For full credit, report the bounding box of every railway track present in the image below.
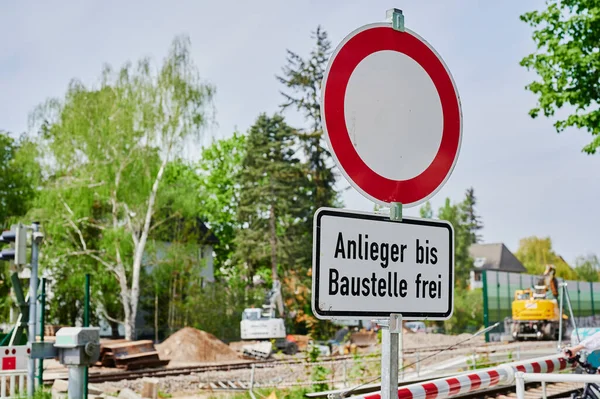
[42,340,556,385]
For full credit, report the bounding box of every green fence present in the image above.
[482,270,600,341]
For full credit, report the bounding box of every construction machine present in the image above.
[511,265,567,341]
[240,280,298,358]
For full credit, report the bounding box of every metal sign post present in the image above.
[379,313,401,399]
[313,7,461,397]
[28,222,43,398]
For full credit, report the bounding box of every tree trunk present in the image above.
[130,156,169,341]
[125,316,135,341]
[110,321,120,339]
[269,203,278,282]
[114,264,133,340]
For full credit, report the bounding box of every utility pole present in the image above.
[28,222,43,397]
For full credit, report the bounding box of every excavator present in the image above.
[511,264,567,341]
[240,280,298,358]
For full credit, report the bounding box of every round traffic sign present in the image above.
[321,23,462,207]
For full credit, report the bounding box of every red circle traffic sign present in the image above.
[321,23,462,207]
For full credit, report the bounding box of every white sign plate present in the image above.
[312,208,454,320]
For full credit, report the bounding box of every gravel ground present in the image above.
[92,359,380,395]
[87,339,556,397]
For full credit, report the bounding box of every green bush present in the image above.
[444,288,483,334]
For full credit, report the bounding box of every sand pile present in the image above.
[157,327,240,364]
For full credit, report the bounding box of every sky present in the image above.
[1,1,598,265]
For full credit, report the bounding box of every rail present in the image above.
[515,372,600,399]
[349,354,571,399]
[0,370,27,399]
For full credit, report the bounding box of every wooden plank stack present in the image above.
[98,340,170,370]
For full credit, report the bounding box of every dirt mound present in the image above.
[156,327,240,364]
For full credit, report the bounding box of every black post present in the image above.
[37,278,46,387]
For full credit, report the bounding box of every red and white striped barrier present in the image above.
[357,355,570,399]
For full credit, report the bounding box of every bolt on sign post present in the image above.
[312,8,462,399]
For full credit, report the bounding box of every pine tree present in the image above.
[438,198,471,289]
[277,26,338,214]
[235,113,310,287]
[461,187,483,244]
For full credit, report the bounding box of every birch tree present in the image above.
[30,35,214,339]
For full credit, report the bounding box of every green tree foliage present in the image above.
[437,198,470,288]
[137,160,220,339]
[277,26,339,212]
[515,236,576,279]
[520,1,600,154]
[444,289,483,334]
[29,35,214,339]
[436,188,483,290]
[461,187,483,244]
[0,132,39,228]
[423,189,485,333]
[235,113,310,286]
[573,254,600,282]
[185,279,264,343]
[196,133,246,275]
[419,201,433,219]
[0,132,40,321]
[276,26,342,338]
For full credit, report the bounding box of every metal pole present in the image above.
[37,278,46,388]
[558,283,565,350]
[577,281,581,319]
[506,273,511,325]
[399,318,404,381]
[542,381,547,399]
[67,366,85,399]
[83,274,90,399]
[590,282,595,316]
[248,364,257,399]
[515,372,525,399]
[564,287,581,343]
[482,270,489,342]
[496,272,500,340]
[381,314,400,399]
[416,352,420,378]
[28,222,40,398]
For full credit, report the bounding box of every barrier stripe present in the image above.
[488,370,501,386]
[467,374,481,391]
[446,378,461,396]
[422,382,438,399]
[545,359,554,373]
[357,354,573,399]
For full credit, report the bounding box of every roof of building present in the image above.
[469,243,527,273]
